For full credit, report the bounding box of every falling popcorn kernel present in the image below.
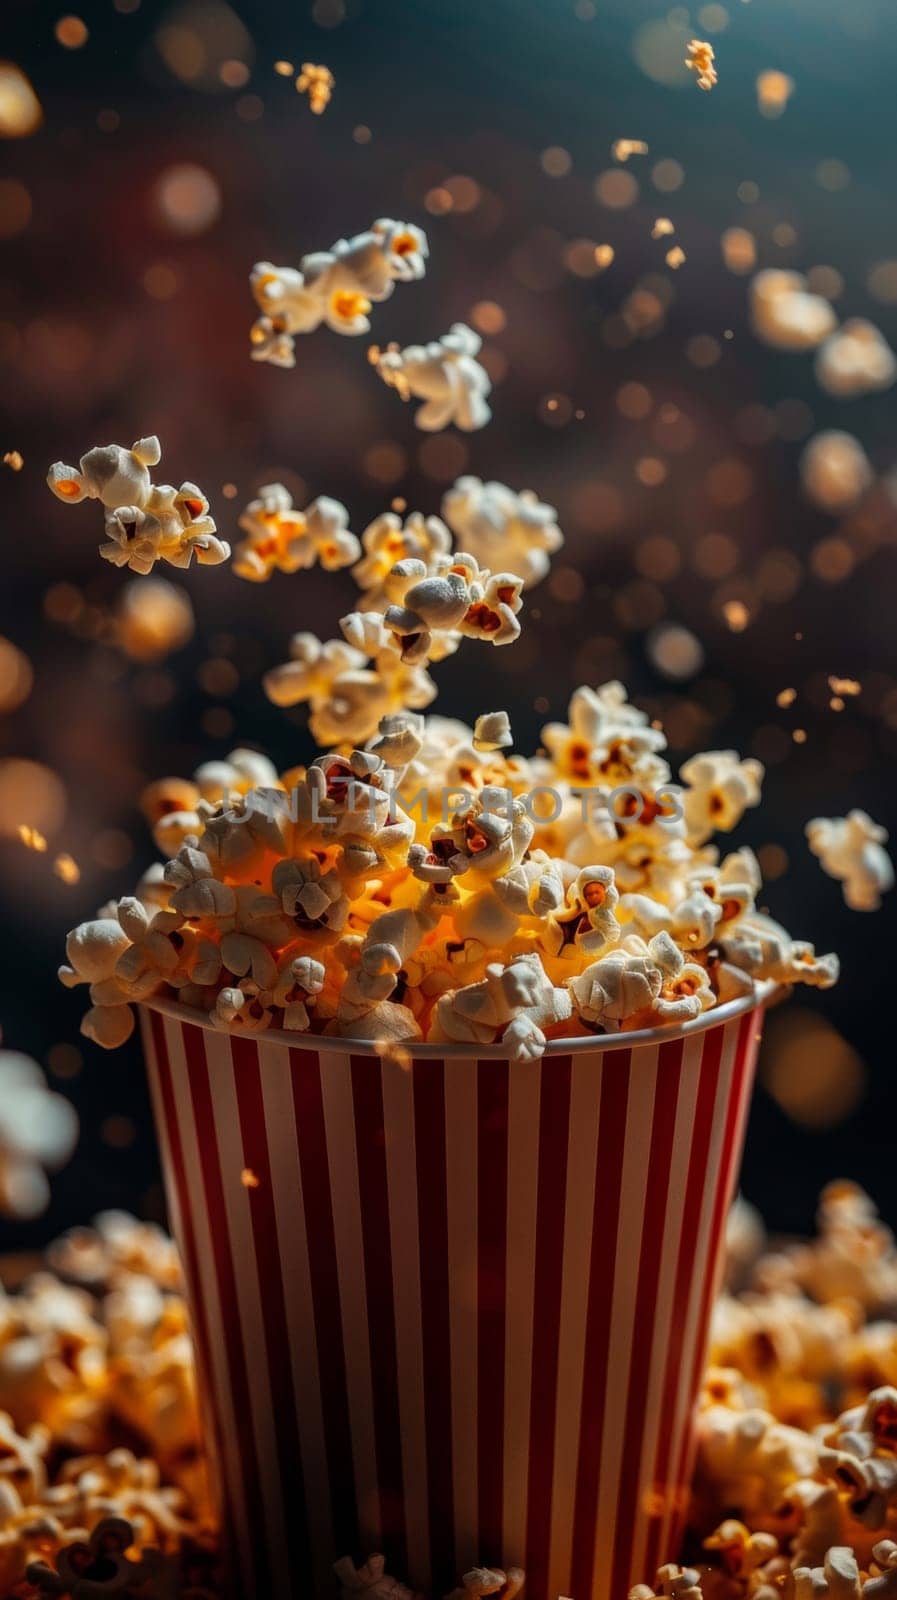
[756,69,795,118]
[666,245,686,269]
[18,824,48,852]
[722,599,750,632]
[828,675,861,697]
[3,450,23,471]
[594,243,615,270]
[240,1168,260,1188]
[652,217,675,238]
[54,854,81,886]
[612,138,649,162]
[686,38,718,91]
[0,63,43,139]
[296,61,334,114]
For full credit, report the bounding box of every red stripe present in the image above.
[569,1048,631,1599]
[351,1054,407,1575]
[412,1058,455,1592]
[477,1058,509,1565]
[525,1054,573,1595]
[671,1010,756,1504]
[181,1022,272,1592]
[609,1039,685,1598]
[148,1016,236,1556]
[641,1024,725,1582]
[231,1036,312,1585]
[290,1048,358,1555]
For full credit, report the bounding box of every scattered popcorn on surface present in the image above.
[815,320,897,398]
[249,216,428,365]
[806,812,894,912]
[800,431,873,515]
[750,270,838,352]
[46,437,231,576]
[0,1045,77,1218]
[371,323,492,432]
[296,61,334,114]
[686,40,718,91]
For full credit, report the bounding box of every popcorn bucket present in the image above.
[139,986,772,1600]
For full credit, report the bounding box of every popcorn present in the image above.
[249,217,429,363]
[0,1051,78,1219]
[441,476,564,589]
[47,438,230,575]
[800,432,873,515]
[815,321,897,398]
[806,813,894,912]
[296,60,334,114]
[234,483,360,581]
[473,711,512,753]
[352,510,453,602]
[680,751,764,847]
[686,39,718,90]
[750,271,837,352]
[431,952,572,1060]
[371,324,492,432]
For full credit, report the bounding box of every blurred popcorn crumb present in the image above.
[3,450,23,471]
[666,245,686,269]
[800,431,873,515]
[756,69,795,118]
[652,217,675,238]
[0,1045,77,1217]
[53,853,81,886]
[296,61,335,114]
[613,138,649,162]
[806,811,894,912]
[815,319,897,398]
[750,269,837,351]
[18,824,47,852]
[686,40,717,91]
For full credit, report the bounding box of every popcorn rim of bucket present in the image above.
[141,978,779,1058]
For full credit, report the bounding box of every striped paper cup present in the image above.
[140,984,772,1600]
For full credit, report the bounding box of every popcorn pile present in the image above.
[46,438,230,576]
[9,1186,897,1597]
[59,647,841,1053]
[249,216,428,368]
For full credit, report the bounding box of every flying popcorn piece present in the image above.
[652,218,675,239]
[756,69,795,118]
[371,323,492,432]
[234,482,360,581]
[686,39,717,91]
[473,711,512,752]
[806,812,894,911]
[613,138,649,162]
[3,450,23,470]
[46,437,230,576]
[750,270,837,352]
[666,246,686,269]
[249,217,429,364]
[296,60,334,114]
[815,319,897,398]
[441,476,564,589]
[0,62,43,138]
[0,1046,78,1218]
[800,431,873,515]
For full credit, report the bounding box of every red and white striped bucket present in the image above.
[140,987,771,1600]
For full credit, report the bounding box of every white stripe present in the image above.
[381,1055,430,1589]
[547,1048,604,1600]
[502,1053,541,1567]
[591,1043,659,1600]
[630,1030,705,1586]
[659,1013,742,1562]
[160,1018,253,1596]
[258,1040,334,1589]
[675,1015,759,1510]
[444,1053,479,1573]
[318,1049,381,1551]
[202,1029,291,1594]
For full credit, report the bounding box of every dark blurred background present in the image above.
[1,0,895,1253]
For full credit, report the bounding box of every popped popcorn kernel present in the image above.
[372,323,492,432]
[686,39,718,91]
[3,450,23,471]
[296,60,334,114]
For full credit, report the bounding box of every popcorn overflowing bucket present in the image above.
[140,985,772,1600]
